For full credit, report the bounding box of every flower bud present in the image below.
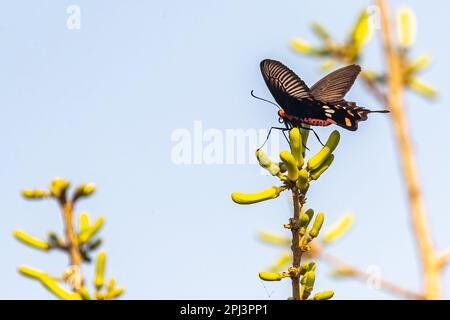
[307,131,340,171]
[231,186,284,205]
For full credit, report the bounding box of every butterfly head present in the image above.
[277,109,286,119]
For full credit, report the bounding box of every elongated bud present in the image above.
[256,149,280,176]
[107,278,116,293]
[50,177,70,199]
[21,189,49,200]
[105,288,125,300]
[323,214,354,243]
[307,131,340,171]
[231,186,284,205]
[311,22,331,41]
[408,77,437,98]
[300,271,316,300]
[309,212,324,238]
[309,154,334,180]
[18,266,81,300]
[290,38,316,54]
[299,213,310,229]
[271,254,292,272]
[14,230,50,250]
[73,183,96,201]
[289,128,304,168]
[79,211,90,232]
[300,262,316,275]
[296,169,309,192]
[95,251,106,289]
[312,290,334,300]
[78,216,105,245]
[258,231,290,246]
[408,54,431,74]
[258,272,285,281]
[350,10,372,58]
[397,7,416,48]
[79,286,92,300]
[280,151,299,181]
[305,209,314,224]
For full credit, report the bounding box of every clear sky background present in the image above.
[1,0,450,299]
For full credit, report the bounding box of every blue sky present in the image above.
[1,0,450,299]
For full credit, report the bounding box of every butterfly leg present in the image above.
[259,126,290,150]
[299,125,325,147]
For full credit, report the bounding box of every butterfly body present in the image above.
[260,59,389,131]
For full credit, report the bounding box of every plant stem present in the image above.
[62,201,83,267]
[290,189,304,300]
[377,0,441,299]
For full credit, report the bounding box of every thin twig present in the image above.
[61,200,83,268]
[360,73,388,105]
[315,245,424,300]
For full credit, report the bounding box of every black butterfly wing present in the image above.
[260,59,312,114]
[310,65,361,103]
[322,101,373,131]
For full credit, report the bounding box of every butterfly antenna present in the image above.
[251,90,281,110]
[370,109,390,113]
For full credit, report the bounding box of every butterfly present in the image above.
[259,59,389,132]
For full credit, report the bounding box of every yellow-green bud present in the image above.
[95,251,106,289]
[299,213,310,229]
[309,212,325,238]
[105,288,125,300]
[300,271,316,300]
[78,216,105,245]
[312,290,334,300]
[79,286,92,300]
[14,230,50,250]
[310,154,334,180]
[323,214,354,243]
[79,212,90,232]
[21,189,49,200]
[307,131,340,171]
[18,266,82,300]
[280,151,299,181]
[256,149,280,176]
[289,128,304,168]
[74,183,96,199]
[305,209,314,223]
[50,177,70,199]
[231,186,284,205]
[256,149,271,167]
[258,272,285,281]
[296,169,309,191]
[300,262,316,275]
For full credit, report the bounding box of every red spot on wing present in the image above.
[302,118,334,127]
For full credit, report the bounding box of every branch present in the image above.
[60,199,83,273]
[290,190,304,300]
[316,246,424,300]
[377,0,440,299]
